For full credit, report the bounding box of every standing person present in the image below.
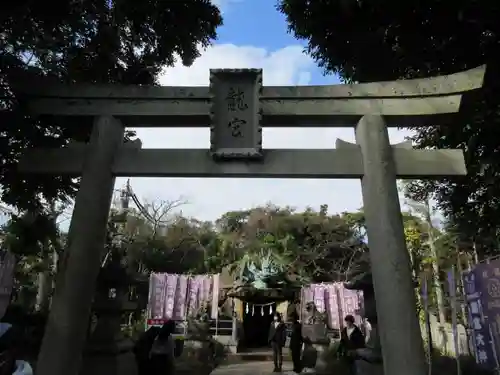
[0,323,32,375]
[339,315,365,375]
[149,320,176,375]
[268,312,287,372]
[289,312,303,373]
[363,318,372,345]
[133,325,160,375]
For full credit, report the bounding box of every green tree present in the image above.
[341,204,456,324]
[217,205,365,283]
[277,0,498,259]
[1,0,222,211]
[108,194,223,276]
[405,196,447,325]
[1,204,65,311]
[1,2,222,309]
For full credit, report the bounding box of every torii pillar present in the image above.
[354,115,427,375]
[35,116,125,375]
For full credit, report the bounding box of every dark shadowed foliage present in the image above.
[278,0,499,258]
[1,0,222,212]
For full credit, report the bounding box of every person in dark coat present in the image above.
[0,323,32,375]
[133,325,161,375]
[339,315,365,375]
[149,321,176,375]
[268,312,287,372]
[289,312,303,373]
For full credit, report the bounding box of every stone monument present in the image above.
[301,302,330,373]
[12,65,486,375]
[80,249,147,375]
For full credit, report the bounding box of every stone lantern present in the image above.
[80,248,147,375]
[344,253,383,375]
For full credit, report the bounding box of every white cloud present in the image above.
[210,0,242,12]
[159,44,312,87]
[121,43,413,222]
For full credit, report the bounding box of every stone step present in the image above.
[225,351,292,364]
[210,361,294,375]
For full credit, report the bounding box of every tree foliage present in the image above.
[216,204,366,283]
[1,197,462,326]
[278,0,500,258]
[1,0,222,211]
[1,204,65,309]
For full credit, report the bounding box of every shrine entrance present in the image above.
[228,281,295,350]
[243,301,277,348]
[13,65,486,375]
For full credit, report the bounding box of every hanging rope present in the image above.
[244,301,276,316]
[249,301,275,308]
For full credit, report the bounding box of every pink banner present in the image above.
[173,275,189,320]
[148,273,166,319]
[148,273,219,321]
[188,275,205,316]
[301,282,363,329]
[324,284,341,329]
[187,276,201,317]
[313,284,326,313]
[164,274,177,319]
[211,274,220,319]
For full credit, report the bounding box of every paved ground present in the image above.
[210,361,295,375]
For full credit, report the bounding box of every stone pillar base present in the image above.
[80,350,137,375]
[176,339,219,375]
[227,340,238,354]
[355,360,384,375]
[312,341,331,374]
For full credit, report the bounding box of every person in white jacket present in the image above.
[0,323,32,375]
[363,318,372,345]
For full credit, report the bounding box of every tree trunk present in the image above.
[408,248,422,307]
[472,241,479,264]
[422,202,447,325]
[456,251,468,325]
[35,268,51,313]
[421,201,447,355]
[36,247,57,313]
[427,230,448,355]
[429,239,446,324]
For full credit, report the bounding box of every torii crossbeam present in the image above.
[12,66,486,375]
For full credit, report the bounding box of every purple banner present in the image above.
[147,273,219,321]
[173,275,189,319]
[463,268,497,370]
[301,283,363,329]
[324,284,340,329]
[148,273,167,319]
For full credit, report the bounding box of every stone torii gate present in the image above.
[14,66,485,375]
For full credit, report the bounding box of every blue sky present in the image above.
[57,0,412,228]
[215,0,340,85]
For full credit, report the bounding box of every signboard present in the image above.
[302,323,328,341]
[209,69,262,159]
[463,268,497,370]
